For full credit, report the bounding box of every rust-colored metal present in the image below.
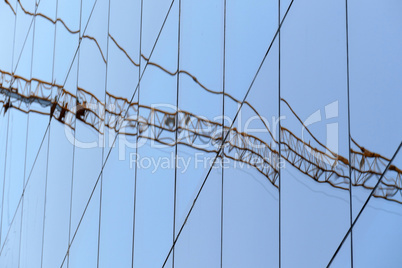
[1,69,401,204]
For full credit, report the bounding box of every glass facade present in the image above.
[0,0,401,267]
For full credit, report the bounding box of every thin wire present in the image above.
[12,0,41,78]
[96,0,112,266]
[278,0,282,267]
[161,1,295,266]
[19,0,35,264]
[67,0,84,267]
[220,0,227,267]
[131,0,143,266]
[172,0,181,267]
[40,117,51,268]
[327,141,402,267]
[1,0,18,246]
[17,117,26,265]
[10,0,19,73]
[32,0,48,267]
[344,0,353,267]
[0,112,10,248]
[66,110,77,267]
[51,0,60,86]
[40,1,59,266]
[30,1,48,267]
[25,0,38,189]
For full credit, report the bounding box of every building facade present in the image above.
[0,0,401,267]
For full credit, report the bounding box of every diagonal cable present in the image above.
[326,141,402,267]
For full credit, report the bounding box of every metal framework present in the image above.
[1,68,401,203]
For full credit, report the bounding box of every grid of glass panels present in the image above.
[0,0,401,267]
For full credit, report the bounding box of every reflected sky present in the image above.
[0,0,401,267]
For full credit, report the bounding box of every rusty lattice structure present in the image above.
[1,69,401,204]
